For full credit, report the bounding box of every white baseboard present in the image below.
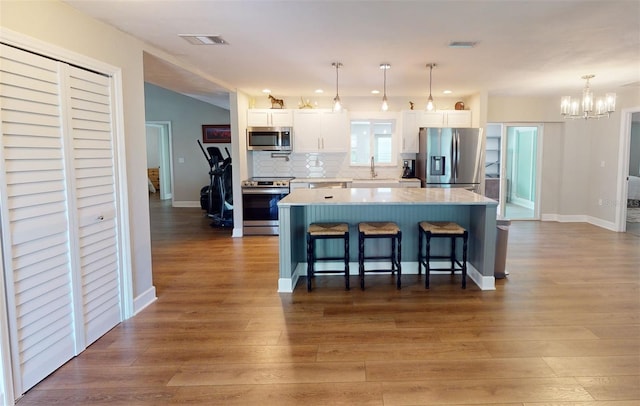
[133,286,157,315]
[587,216,617,231]
[277,261,496,292]
[541,213,617,232]
[172,201,201,208]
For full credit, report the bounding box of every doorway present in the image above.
[619,111,640,236]
[501,125,542,220]
[145,122,173,201]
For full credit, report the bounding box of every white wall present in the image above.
[1,0,155,307]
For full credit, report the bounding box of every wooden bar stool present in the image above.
[306,222,350,291]
[418,221,468,289]
[358,222,402,290]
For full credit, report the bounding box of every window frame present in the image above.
[349,112,399,167]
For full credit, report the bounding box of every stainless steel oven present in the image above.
[241,177,293,235]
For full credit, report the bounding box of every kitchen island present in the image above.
[277,188,498,292]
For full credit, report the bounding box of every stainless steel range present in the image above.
[241,177,294,235]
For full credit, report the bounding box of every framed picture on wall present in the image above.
[202,124,231,143]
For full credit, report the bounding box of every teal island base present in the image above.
[277,188,498,292]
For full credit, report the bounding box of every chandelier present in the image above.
[560,75,616,119]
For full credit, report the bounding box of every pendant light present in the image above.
[380,63,390,111]
[332,62,343,112]
[426,63,436,111]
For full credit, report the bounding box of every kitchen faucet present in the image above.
[370,156,377,178]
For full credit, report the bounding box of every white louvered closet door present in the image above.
[0,44,121,395]
[66,66,121,346]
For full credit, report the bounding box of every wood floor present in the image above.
[17,196,640,405]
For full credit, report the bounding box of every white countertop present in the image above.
[290,178,353,183]
[290,177,420,183]
[279,187,498,206]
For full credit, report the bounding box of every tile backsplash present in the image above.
[251,151,406,179]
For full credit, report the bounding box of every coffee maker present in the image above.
[401,159,416,178]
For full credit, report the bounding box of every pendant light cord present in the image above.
[383,67,387,97]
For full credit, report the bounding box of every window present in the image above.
[350,119,396,165]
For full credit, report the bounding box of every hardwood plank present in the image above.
[437,326,599,341]
[166,362,366,386]
[482,339,640,358]
[543,356,640,377]
[575,376,640,401]
[317,342,492,362]
[33,366,178,390]
[277,329,440,345]
[132,344,319,366]
[169,383,384,406]
[382,377,594,405]
[17,387,178,406]
[366,358,557,381]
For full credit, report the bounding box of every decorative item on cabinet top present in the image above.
[268,94,284,109]
[298,98,315,109]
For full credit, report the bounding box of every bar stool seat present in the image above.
[418,221,468,289]
[358,222,402,290]
[306,222,350,291]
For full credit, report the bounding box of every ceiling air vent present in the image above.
[179,35,229,45]
[448,41,477,48]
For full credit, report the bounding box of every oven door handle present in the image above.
[241,188,290,194]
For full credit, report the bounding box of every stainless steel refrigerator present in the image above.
[416,127,484,191]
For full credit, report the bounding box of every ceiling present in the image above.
[63,1,639,110]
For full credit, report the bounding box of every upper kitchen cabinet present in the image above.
[293,109,348,153]
[420,110,472,128]
[247,109,293,127]
[401,110,420,153]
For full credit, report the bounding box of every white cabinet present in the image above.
[400,179,421,188]
[401,110,473,153]
[420,111,446,127]
[445,110,472,127]
[401,110,420,153]
[289,181,309,190]
[247,109,293,127]
[293,109,348,153]
[419,110,472,128]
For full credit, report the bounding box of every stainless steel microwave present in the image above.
[246,127,293,151]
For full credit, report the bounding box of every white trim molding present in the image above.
[134,287,158,315]
[278,261,496,293]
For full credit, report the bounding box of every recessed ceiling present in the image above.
[63,0,640,109]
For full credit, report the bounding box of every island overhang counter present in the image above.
[277,187,499,292]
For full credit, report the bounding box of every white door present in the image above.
[501,125,542,220]
[66,65,122,346]
[146,122,173,201]
[0,44,122,395]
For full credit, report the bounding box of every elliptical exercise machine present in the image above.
[198,140,233,227]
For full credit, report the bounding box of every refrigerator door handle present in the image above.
[450,134,455,180]
[456,131,461,180]
[453,131,459,182]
